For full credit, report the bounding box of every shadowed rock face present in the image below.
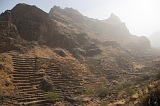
[11,3,53,41]
[9,4,80,51]
[0,10,29,53]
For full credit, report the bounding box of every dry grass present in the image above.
[0,53,15,96]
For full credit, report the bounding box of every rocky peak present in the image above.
[10,3,53,41]
[11,3,49,23]
[105,13,121,24]
[49,6,61,13]
[49,6,81,15]
[49,6,84,24]
[63,7,82,15]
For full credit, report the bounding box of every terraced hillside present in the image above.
[1,54,95,106]
[11,56,47,106]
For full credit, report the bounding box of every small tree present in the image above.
[44,92,61,103]
[156,69,160,79]
[116,81,132,91]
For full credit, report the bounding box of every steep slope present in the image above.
[10,3,80,52]
[49,6,150,52]
[0,10,29,53]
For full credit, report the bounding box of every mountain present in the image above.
[49,6,151,52]
[0,3,159,106]
[149,31,160,49]
[0,4,151,54]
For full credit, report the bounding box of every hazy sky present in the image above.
[0,0,160,36]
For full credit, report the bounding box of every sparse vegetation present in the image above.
[74,88,84,94]
[156,69,160,79]
[85,88,94,95]
[138,84,160,106]
[100,101,109,106]
[44,92,61,103]
[134,75,150,84]
[76,98,83,105]
[116,81,132,91]
[96,87,109,99]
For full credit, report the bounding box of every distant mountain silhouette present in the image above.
[149,31,160,49]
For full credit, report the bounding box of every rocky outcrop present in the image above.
[40,76,54,92]
[86,48,102,57]
[0,10,28,53]
[49,6,84,24]
[102,41,120,48]
[104,13,121,24]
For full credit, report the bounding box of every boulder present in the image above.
[40,76,53,92]
[0,64,3,70]
[102,41,120,48]
[86,48,102,56]
[54,48,68,57]
[71,48,86,59]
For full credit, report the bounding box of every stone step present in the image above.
[18,100,46,106]
[22,93,44,97]
[13,62,36,64]
[13,77,30,81]
[14,66,36,69]
[12,61,36,64]
[31,81,41,85]
[19,91,44,96]
[12,56,36,59]
[15,83,31,86]
[13,71,36,74]
[13,62,36,65]
[12,58,36,61]
[12,74,30,78]
[19,89,44,94]
[13,74,42,79]
[30,78,43,82]
[14,69,36,72]
[20,94,44,98]
[17,97,45,103]
[17,85,33,89]
[14,67,36,70]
